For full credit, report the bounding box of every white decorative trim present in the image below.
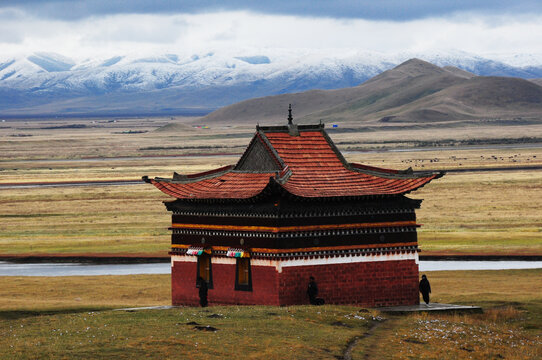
[171,255,196,266]
[283,251,417,266]
[171,252,418,273]
[171,255,236,266]
[212,257,237,265]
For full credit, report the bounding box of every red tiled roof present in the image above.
[263,131,439,197]
[150,171,274,199]
[147,125,443,200]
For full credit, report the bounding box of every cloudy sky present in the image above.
[2,0,542,61]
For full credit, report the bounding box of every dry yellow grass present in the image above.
[0,185,171,254]
[0,117,250,160]
[375,310,542,360]
[1,269,539,312]
[345,146,542,171]
[0,270,540,359]
[352,269,542,359]
[334,122,542,150]
[0,157,235,184]
[1,117,541,255]
[3,169,540,255]
[0,275,171,311]
[3,116,542,163]
[416,171,542,254]
[426,269,542,306]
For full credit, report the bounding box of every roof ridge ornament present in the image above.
[287,104,293,125]
[287,104,299,136]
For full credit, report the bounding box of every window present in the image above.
[235,258,252,291]
[197,253,213,288]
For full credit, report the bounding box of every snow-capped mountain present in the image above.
[1,50,542,116]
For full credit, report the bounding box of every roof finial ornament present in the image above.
[287,104,293,125]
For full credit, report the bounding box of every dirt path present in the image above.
[341,317,400,360]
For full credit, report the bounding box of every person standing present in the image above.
[419,274,431,305]
[197,276,208,307]
[307,276,325,305]
[307,276,318,305]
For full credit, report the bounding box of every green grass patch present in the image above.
[0,306,371,359]
[0,270,541,359]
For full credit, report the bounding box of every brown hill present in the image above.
[368,76,542,123]
[442,66,476,79]
[199,59,542,125]
[302,59,468,123]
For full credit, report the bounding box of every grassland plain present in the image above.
[1,117,542,255]
[0,270,540,359]
[1,161,541,256]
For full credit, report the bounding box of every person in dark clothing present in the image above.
[307,276,324,305]
[197,276,208,307]
[307,276,318,304]
[419,274,431,305]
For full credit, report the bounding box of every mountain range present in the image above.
[202,59,542,125]
[1,50,542,117]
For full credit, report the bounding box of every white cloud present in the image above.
[1,10,542,61]
[81,15,186,44]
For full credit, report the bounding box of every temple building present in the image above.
[143,107,444,307]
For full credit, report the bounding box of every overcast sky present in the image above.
[2,0,542,61]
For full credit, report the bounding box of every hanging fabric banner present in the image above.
[226,248,250,258]
[186,247,211,256]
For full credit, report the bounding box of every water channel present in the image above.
[0,261,541,277]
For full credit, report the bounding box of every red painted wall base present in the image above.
[172,258,419,307]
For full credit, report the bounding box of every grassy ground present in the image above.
[416,171,542,255]
[0,275,170,311]
[0,269,540,359]
[1,305,372,359]
[1,117,541,256]
[1,170,540,256]
[352,269,542,359]
[353,308,541,359]
[0,185,171,254]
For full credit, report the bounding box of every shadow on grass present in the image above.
[0,307,114,320]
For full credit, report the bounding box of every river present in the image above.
[0,260,541,277]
